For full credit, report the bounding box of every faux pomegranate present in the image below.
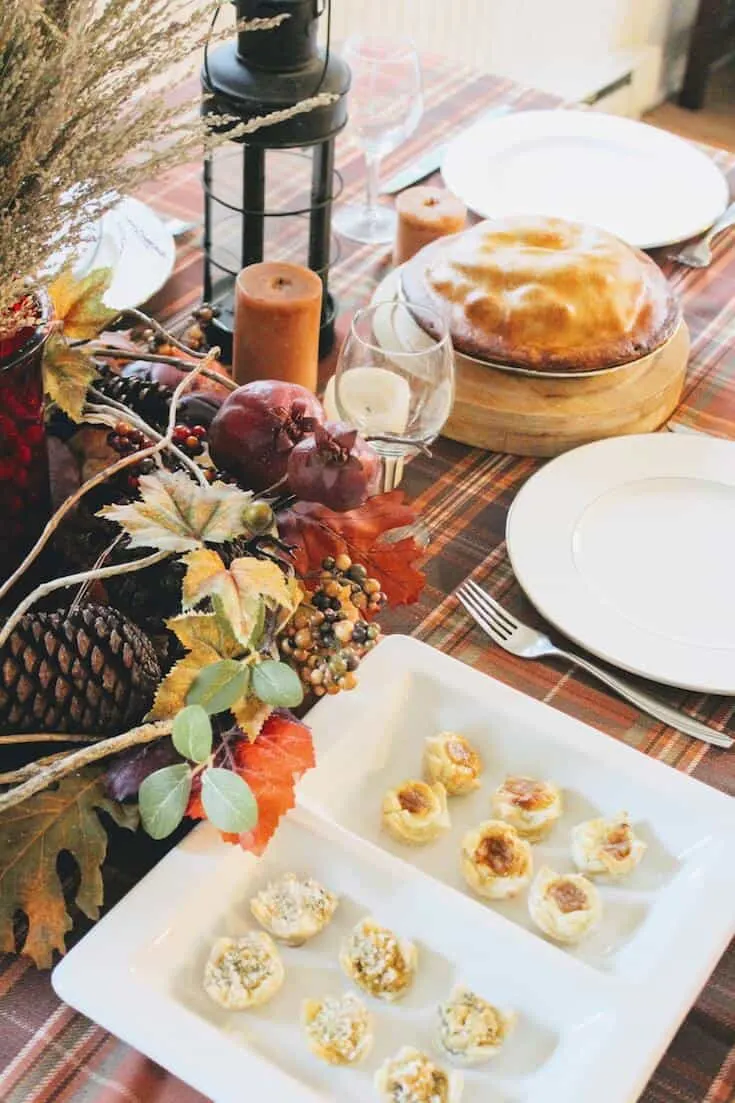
[287,421,379,512]
[208,380,325,492]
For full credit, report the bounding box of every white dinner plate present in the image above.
[441,110,729,249]
[506,433,735,694]
[53,637,735,1103]
[88,197,176,311]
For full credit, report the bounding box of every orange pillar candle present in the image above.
[233,262,323,391]
[394,185,467,266]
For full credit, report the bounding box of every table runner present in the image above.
[1,53,733,1103]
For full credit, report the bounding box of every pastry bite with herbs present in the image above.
[438,985,516,1064]
[571,812,647,878]
[250,873,338,946]
[203,932,284,1010]
[339,916,417,1001]
[301,993,373,1065]
[491,776,562,841]
[375,1046,463,1103]
[382,778,450,844]
[423,732,483,795]
[528,867,602,944]
[460,820,533,900]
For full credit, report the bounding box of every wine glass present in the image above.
[334,36,423,245]
[333,301,455,492]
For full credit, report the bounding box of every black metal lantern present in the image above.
[201,0,350,360]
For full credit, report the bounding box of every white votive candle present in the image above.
[323,367,411,434]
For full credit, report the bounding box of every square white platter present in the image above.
[53,636,735,1103]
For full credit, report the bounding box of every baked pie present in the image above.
[491,776,562,841]
[571,813,647,879]
[528,867,602,944]
[438,985,516,1063]
[401,214,681,373]
[382,779,450,844]
[339,916,417,1001]
[423,732,483,795]
[375,1046,463,1103]
[250,873,338,945]
[301,993,373,1065]
[460,820,533,900]
[203,932,284,1009]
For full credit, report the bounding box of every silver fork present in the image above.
[456,579,733,749]
[670,201,735,268]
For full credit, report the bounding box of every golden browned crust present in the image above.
[400,215,681,374]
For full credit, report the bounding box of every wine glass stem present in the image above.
[365,153,382,216]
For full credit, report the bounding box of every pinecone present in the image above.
[0,604,161,735]
[94,364,173,432]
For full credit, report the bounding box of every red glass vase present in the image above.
[0,296,51,584]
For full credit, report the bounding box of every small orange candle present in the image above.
[233,262,323,391]
[394,186,467,266]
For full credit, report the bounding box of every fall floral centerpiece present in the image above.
[0,269,427,968]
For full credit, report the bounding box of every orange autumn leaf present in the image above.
[186,711,315,854]
[277,490,426,610]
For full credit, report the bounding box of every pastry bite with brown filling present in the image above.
[382,778,450,844]
[528,866,602,943]
[460,820,533,899]
[375,1046,463,1103]
[491,775,562,841]
[571,812,646,878]
[339,916,417,1001]
[423,732,483,795]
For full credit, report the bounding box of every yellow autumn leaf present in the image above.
[100,470,254,553]
[232,695,273,741]
[148,653,208,720]
[48,267,118,339]
[182,551,300,647]
[168,607,244,660]
[43,333,99,421]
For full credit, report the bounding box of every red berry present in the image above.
[191,424,208,440]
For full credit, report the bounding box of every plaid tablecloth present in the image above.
[2,54,734,1103]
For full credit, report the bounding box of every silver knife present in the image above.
[380,103,513,195]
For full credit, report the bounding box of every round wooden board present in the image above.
[371,270,690,458]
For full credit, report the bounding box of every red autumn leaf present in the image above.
[277,490,426,609]
[186,711,315,854]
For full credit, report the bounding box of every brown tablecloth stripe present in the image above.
[1,53,733,1103]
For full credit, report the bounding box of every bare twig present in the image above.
[0,751,72,785]
[0,354,211,602]
[0,733,101,746]
[0,719,173,813]
[87,345,237,391]
[0,549,170,650]
[69,532,123,614]
[124,307,210,360]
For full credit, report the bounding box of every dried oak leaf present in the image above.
[100,470,253,553]
[186,711,315,855]
[0,768,138,968]
[43,334,99,421]
[277,490,426,608]
[48,267,118,340]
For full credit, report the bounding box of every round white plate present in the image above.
[506,433,735,694]
[441,110,729,249]
[75,197,176,311]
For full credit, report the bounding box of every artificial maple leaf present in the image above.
[0,768,137,968]
[43,333,99,421]
[278,490,426,609]
[147,608,245,719]
[100,470,253,552]
[48,267,118,340]
[182,549,302,645]
[232,694,272,741]
[186,711,315,854]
